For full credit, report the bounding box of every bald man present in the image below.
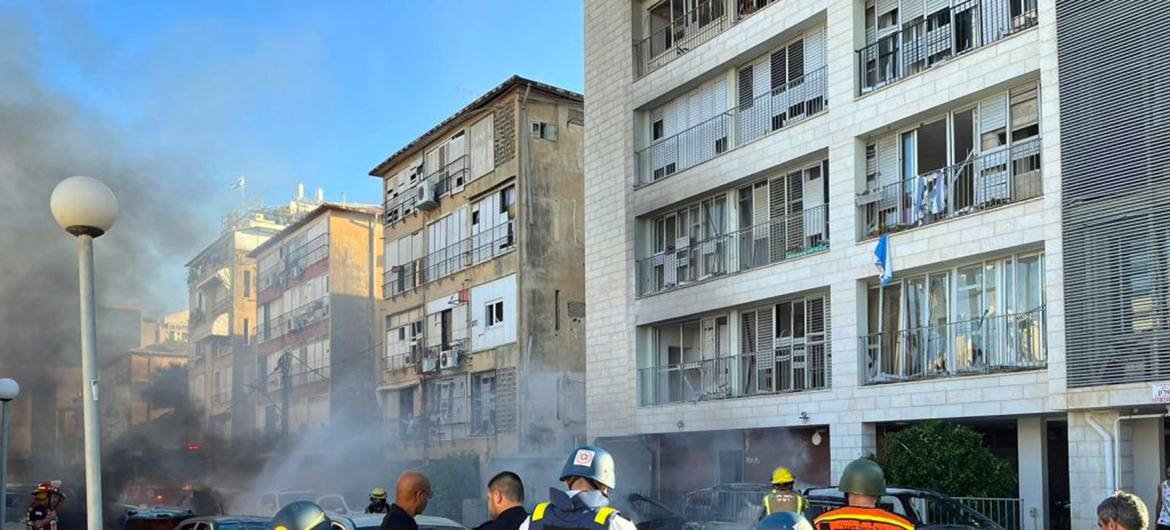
[379,471,433,530]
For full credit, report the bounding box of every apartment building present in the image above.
[187,192,320,445]
[249,204,382,438]
[585,0,1169,528]
[100,343,188,442]
[371,76,586,487]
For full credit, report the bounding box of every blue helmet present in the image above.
[559,445,616,489]
[757,512,814,530]
[270,501,331,530]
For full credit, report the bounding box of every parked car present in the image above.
[327,512,466,530]
[608,490,688,530]
[682,483,772,528]
[123,506,197,530]
[175,516,270,530]
[804,487,1006,530]
[239,490,318,517]
[316,492,371,516]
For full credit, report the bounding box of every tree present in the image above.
[874,421,1016,497]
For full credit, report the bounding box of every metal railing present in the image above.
[383,221,515,298]
[211,295,231,315]
[257,298,330,344]
[638,346,829,406]
[737,67,828,145]
[858,0,1039,94]
[635,0,730,78]
[635,68,828,187]
[955,497,1022,530]
[861,305,1046,384]
[859,137,1041,238]
[258,233,330,292]
[212,390,232,404]
[384,348,419,372]
[384,156,470,225]
[637,205,828,296]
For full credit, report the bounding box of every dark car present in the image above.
[176,515,271,530]
[682,483,772,527]
[608,491,688,530]
[804,487,1006,530]
[123,506,197,530]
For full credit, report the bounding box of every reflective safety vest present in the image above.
[764,490,807,514]
[528,489,623,530]
[813,506,915,530]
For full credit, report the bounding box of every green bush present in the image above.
[874,421,1016,497]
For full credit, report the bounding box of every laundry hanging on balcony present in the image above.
[911,170,949,224]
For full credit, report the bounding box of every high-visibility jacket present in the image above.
[763,489,808,514]
[812,506,915,530]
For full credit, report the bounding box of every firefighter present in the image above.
[812,459,914,530]
[271,501,333,530]
[758,512,815,530]
[367,487,390,514]
[518,445,637,530]
[763,467,808,515]
[27,482,64,530]
[190,483,225,516]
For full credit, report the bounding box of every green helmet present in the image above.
[838,459,886,496]
[270,501,331,530]
[559,445,616,489]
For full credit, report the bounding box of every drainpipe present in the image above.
[1086,413,1114,493]
[1112,412,1167,492]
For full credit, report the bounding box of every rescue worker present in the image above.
[270,501,333,530]
[812,459,914,530]
[190,483,225,516]
[27,482,64,530]
[518,445,637,530]
[758,512,815,530]
[367,487,390,514]
[762,467,808,515]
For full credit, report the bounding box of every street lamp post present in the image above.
[50,176,118,530]
[0,378,20,526]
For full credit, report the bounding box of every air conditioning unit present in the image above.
[415,185,438,211]
[439,349,461,370]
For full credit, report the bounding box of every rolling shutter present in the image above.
[469,114,495,181]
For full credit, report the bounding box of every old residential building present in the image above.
[249,204,382,438]
[186,192,320,444]
[587,0,1169,528]
[371,76,586,487]
[100,342,188,443]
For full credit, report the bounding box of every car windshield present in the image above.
[220,523,269,530]
[905,492,1002,529]
[280,492,316,504]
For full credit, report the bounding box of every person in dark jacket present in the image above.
[380,471,432,530]
[474,472,529,530]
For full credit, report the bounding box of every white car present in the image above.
[328,512,467,530]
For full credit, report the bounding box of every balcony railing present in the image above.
[383,221,515,298]
[861,305,1046,384]
[257,298,330,344]
[859,137,1041,238]
[858,0,1039,94]
[635,68,827,187]
[635,0,730,79]
[385,347,420,372]
[637,205,828,296]
[384,156,470,226]
[638,343,829,406]
[211,296,231,316]
[258,233,330,292]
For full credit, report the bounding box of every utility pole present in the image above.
[279,352,291,440]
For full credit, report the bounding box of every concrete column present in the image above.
[1069,410,1121,530]
[830,421,875,483]
[1017,417,1047,530]
[1129,417,1164,515]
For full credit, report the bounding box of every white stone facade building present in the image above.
[584,0,1170,529]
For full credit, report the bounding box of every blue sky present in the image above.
[7,0,584,208]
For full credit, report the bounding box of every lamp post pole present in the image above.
[0,378,21,526]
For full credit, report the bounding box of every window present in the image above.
[652,119,664,140]
[531,121,558,141]
[471,371,497,436]
[486,300,505,327]
[243,270,252,298]
[243,318,250,345]
[440,309,453,348]
[1010,85,1039,141]
[555,290,561,331]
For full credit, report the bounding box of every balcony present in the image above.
[419,338,470,374]
[635,68,827,187]
[638,342,829,405]
[634,0,784,79]
[860,305,1046,384]
[637,205,828,296]
[384,155,469,226]
[857,0,1039,95]
[858,137,1041,238]
[383,221,515,298]
[257,298,330,344]
[258,233,330,292]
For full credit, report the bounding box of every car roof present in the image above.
[415,515,466,528]
[332,512,465,529]
[183,516,270,522]
[806,486,921,496]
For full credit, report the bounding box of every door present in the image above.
[952,108,976,210]
[785,171,804,254]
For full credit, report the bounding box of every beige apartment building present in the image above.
[100,343,188,443]
[371,76,587,487]
[249,203,382,438]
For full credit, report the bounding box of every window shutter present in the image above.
[546,123,558,141]
[738,65,755,107]
[469,114,494,180]
[877,0,898,17]
[877,133,899,186]
[903,0,925,21]
[753,56,770,99]
[924,0,948,16]
[787,39,805,81]
[770,50,787,91]
[804,29,825,74]
[980,94,1008,137]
